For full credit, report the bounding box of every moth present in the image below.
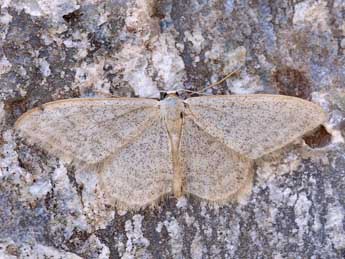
[15,93,326,209]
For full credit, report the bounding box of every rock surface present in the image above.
[1,0,345,258]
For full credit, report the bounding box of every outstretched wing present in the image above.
[15,98,159,165]
[97,116,173,209]
[180,117,253,202]
[185,94,326,159]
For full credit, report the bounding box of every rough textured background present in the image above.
[1,0,345,258]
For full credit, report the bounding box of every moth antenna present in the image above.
[170,68,241,96]
[176,89,205,95]
[198,68,240,94]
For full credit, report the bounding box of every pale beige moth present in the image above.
[15,94,326,209]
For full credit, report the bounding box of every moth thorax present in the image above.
[160,96,184,143]
[160,96,184,122]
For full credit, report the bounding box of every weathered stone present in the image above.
[1,0,345,258]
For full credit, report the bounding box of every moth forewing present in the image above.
[185,94,327,160]
[14,98,160,165]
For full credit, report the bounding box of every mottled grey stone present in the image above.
[1,0,345,258]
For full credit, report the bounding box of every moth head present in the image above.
[160,91,180,100]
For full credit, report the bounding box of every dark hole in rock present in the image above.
[273,67,311,99]
[303,125,332,148]
[4,96,29,124]
[151,0,167,19]
[63,10,83,25]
